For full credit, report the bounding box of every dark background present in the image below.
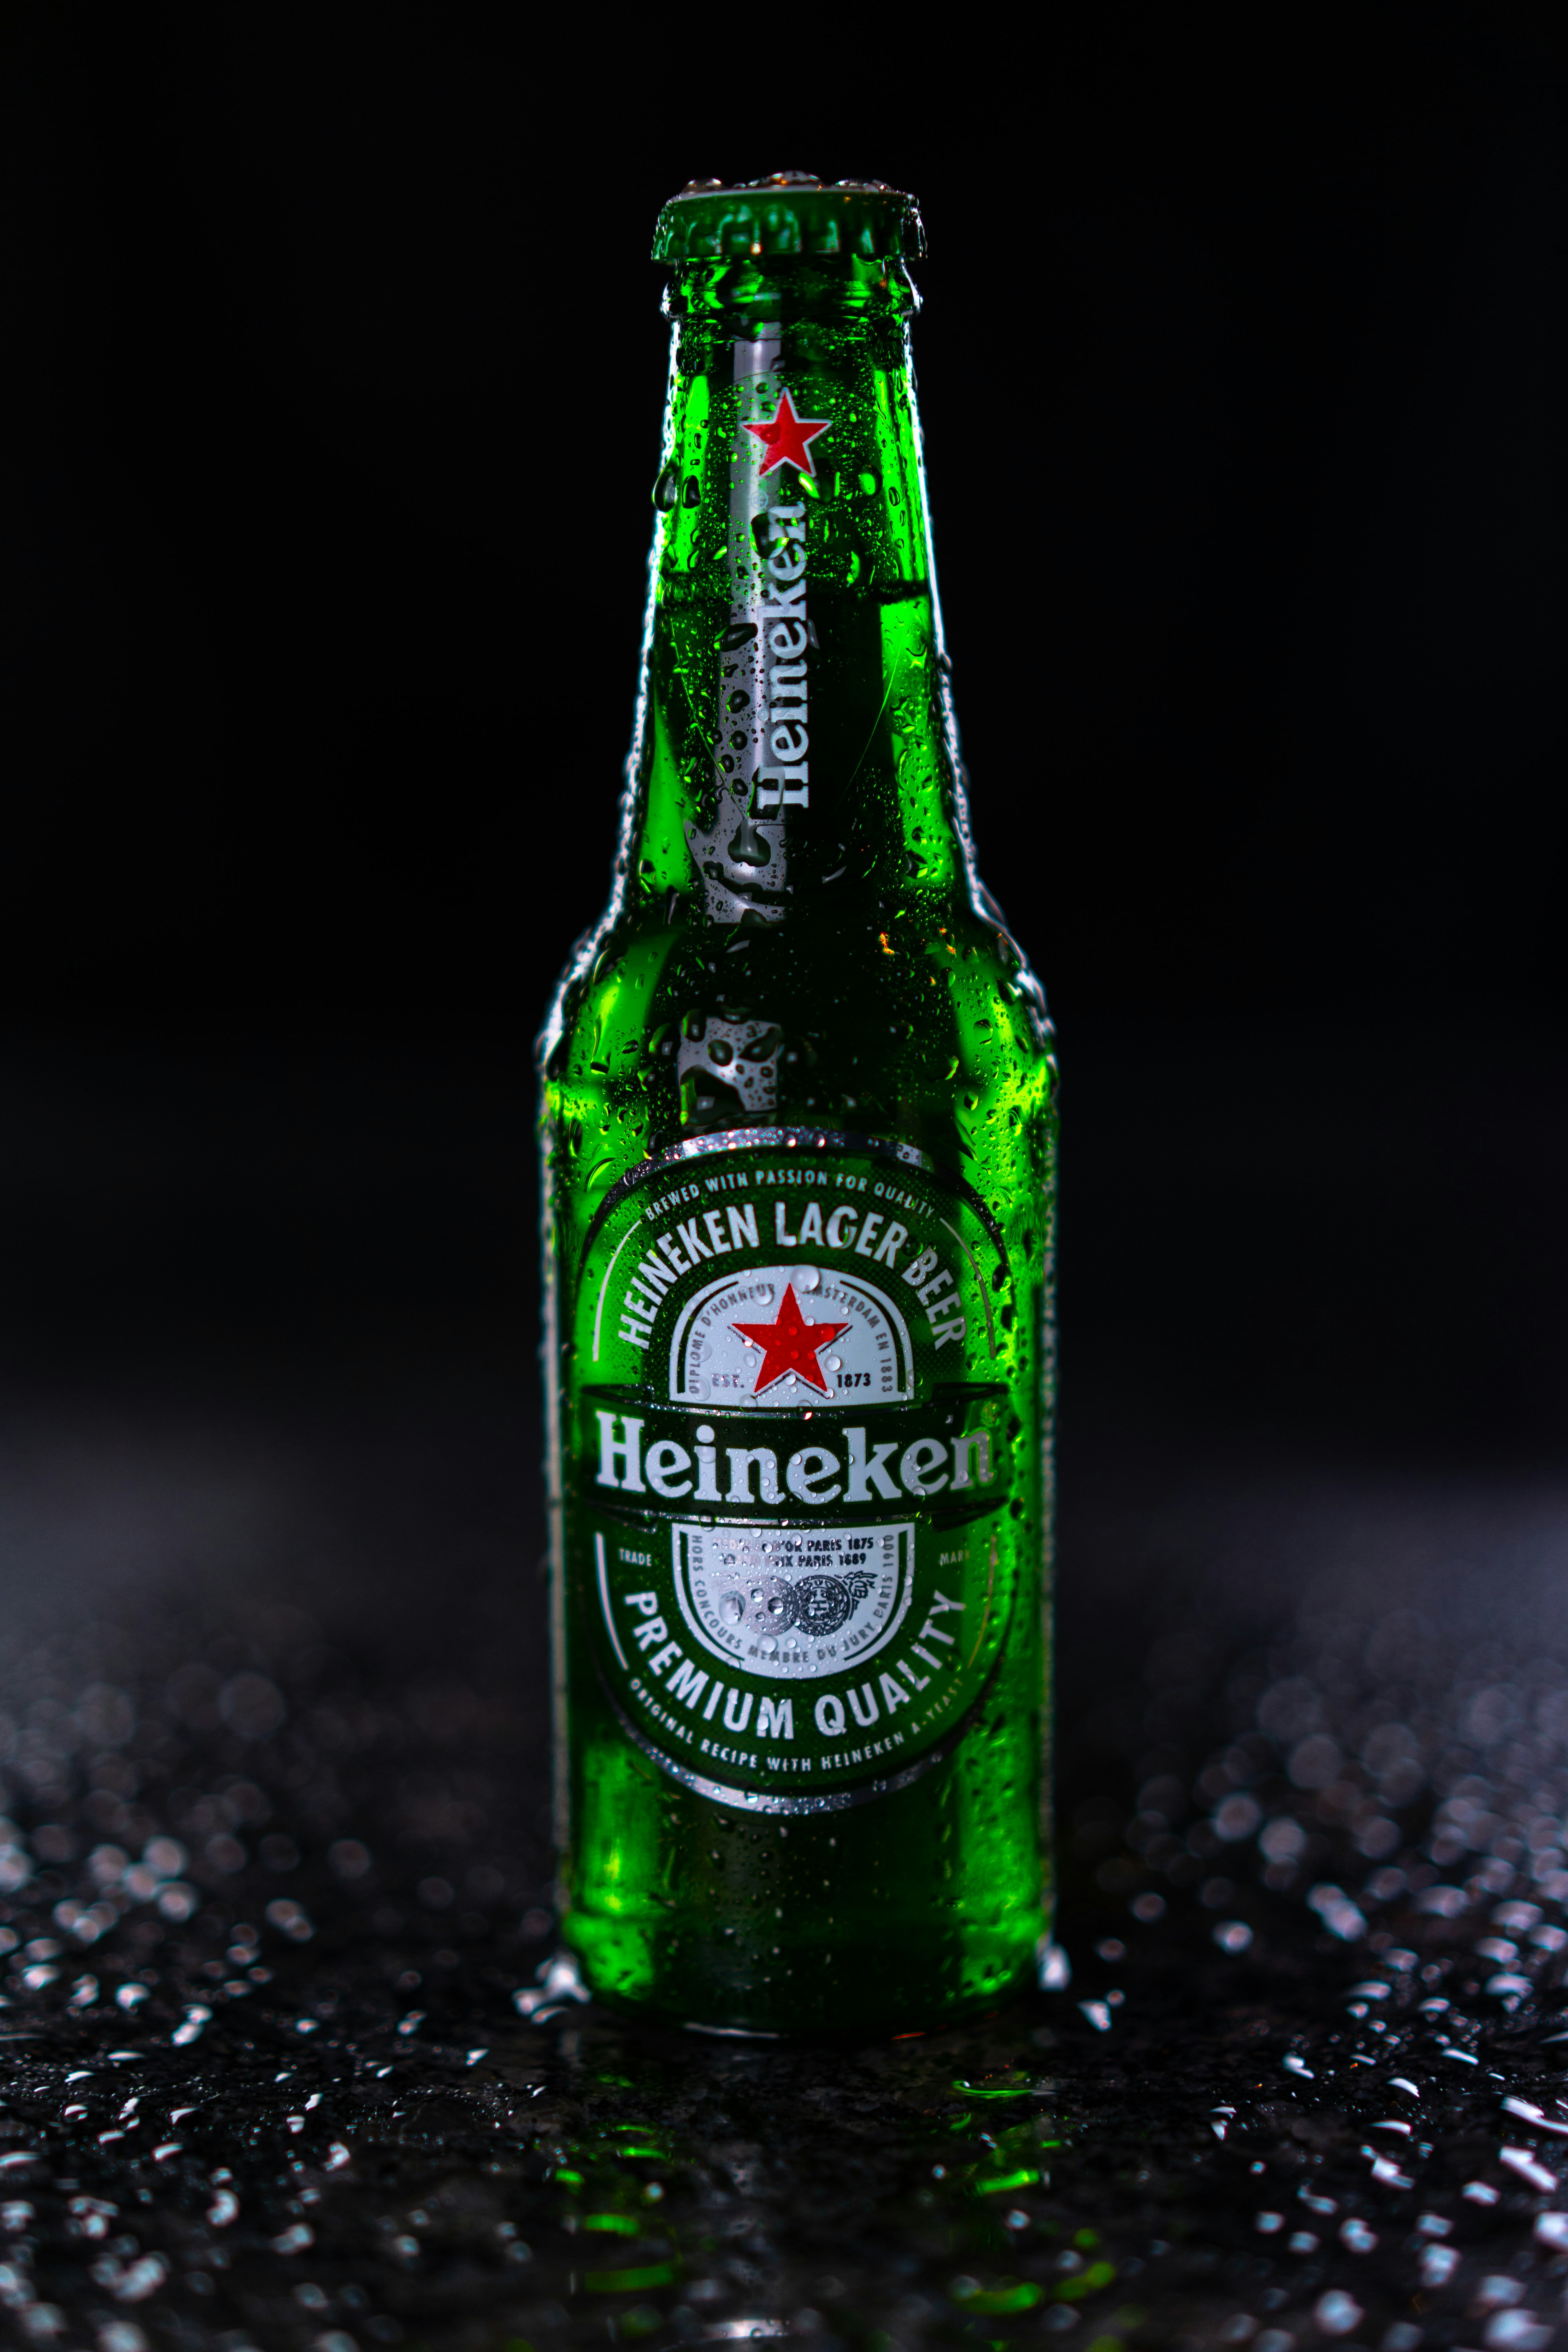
[2,33,1567,2337]
[3,8,1566,1706]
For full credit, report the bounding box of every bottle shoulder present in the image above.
[544,885,1051,1055]
[540,886,1056,1215]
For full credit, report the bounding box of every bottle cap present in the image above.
[653,172,926,264]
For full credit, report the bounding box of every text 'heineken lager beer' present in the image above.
[539,173,1057,2034]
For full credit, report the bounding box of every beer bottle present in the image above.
[539,172,1057,2034]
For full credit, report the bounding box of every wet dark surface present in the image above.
[0,1031,1565,2351]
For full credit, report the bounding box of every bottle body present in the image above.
[541,194,1056,2033]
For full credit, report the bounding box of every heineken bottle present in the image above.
[539,172,1057,2034]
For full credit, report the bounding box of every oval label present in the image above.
[563,1129,1024,1812]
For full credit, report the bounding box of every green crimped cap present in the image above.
[653,171,926,264]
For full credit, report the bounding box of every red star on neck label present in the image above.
[730,1283,851,1397]
[744,389,832,480]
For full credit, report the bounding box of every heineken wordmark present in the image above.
[540,173,1058,2033]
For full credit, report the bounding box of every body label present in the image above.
[566,1129,1018,1813]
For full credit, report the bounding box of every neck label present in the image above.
[754,503,811,813]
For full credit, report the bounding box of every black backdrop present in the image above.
[5,47,1568,2315]
[5,9,1567,1473]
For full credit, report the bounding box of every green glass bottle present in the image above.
[539,172,1057,2034]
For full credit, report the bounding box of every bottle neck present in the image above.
[625,257,972,927]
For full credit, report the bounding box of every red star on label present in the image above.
[744,389,832,479]
[730,1283,851,1397]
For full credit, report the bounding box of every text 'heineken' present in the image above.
[540,173,1058,2033]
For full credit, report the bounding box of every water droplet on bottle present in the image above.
[728,813,771,868]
